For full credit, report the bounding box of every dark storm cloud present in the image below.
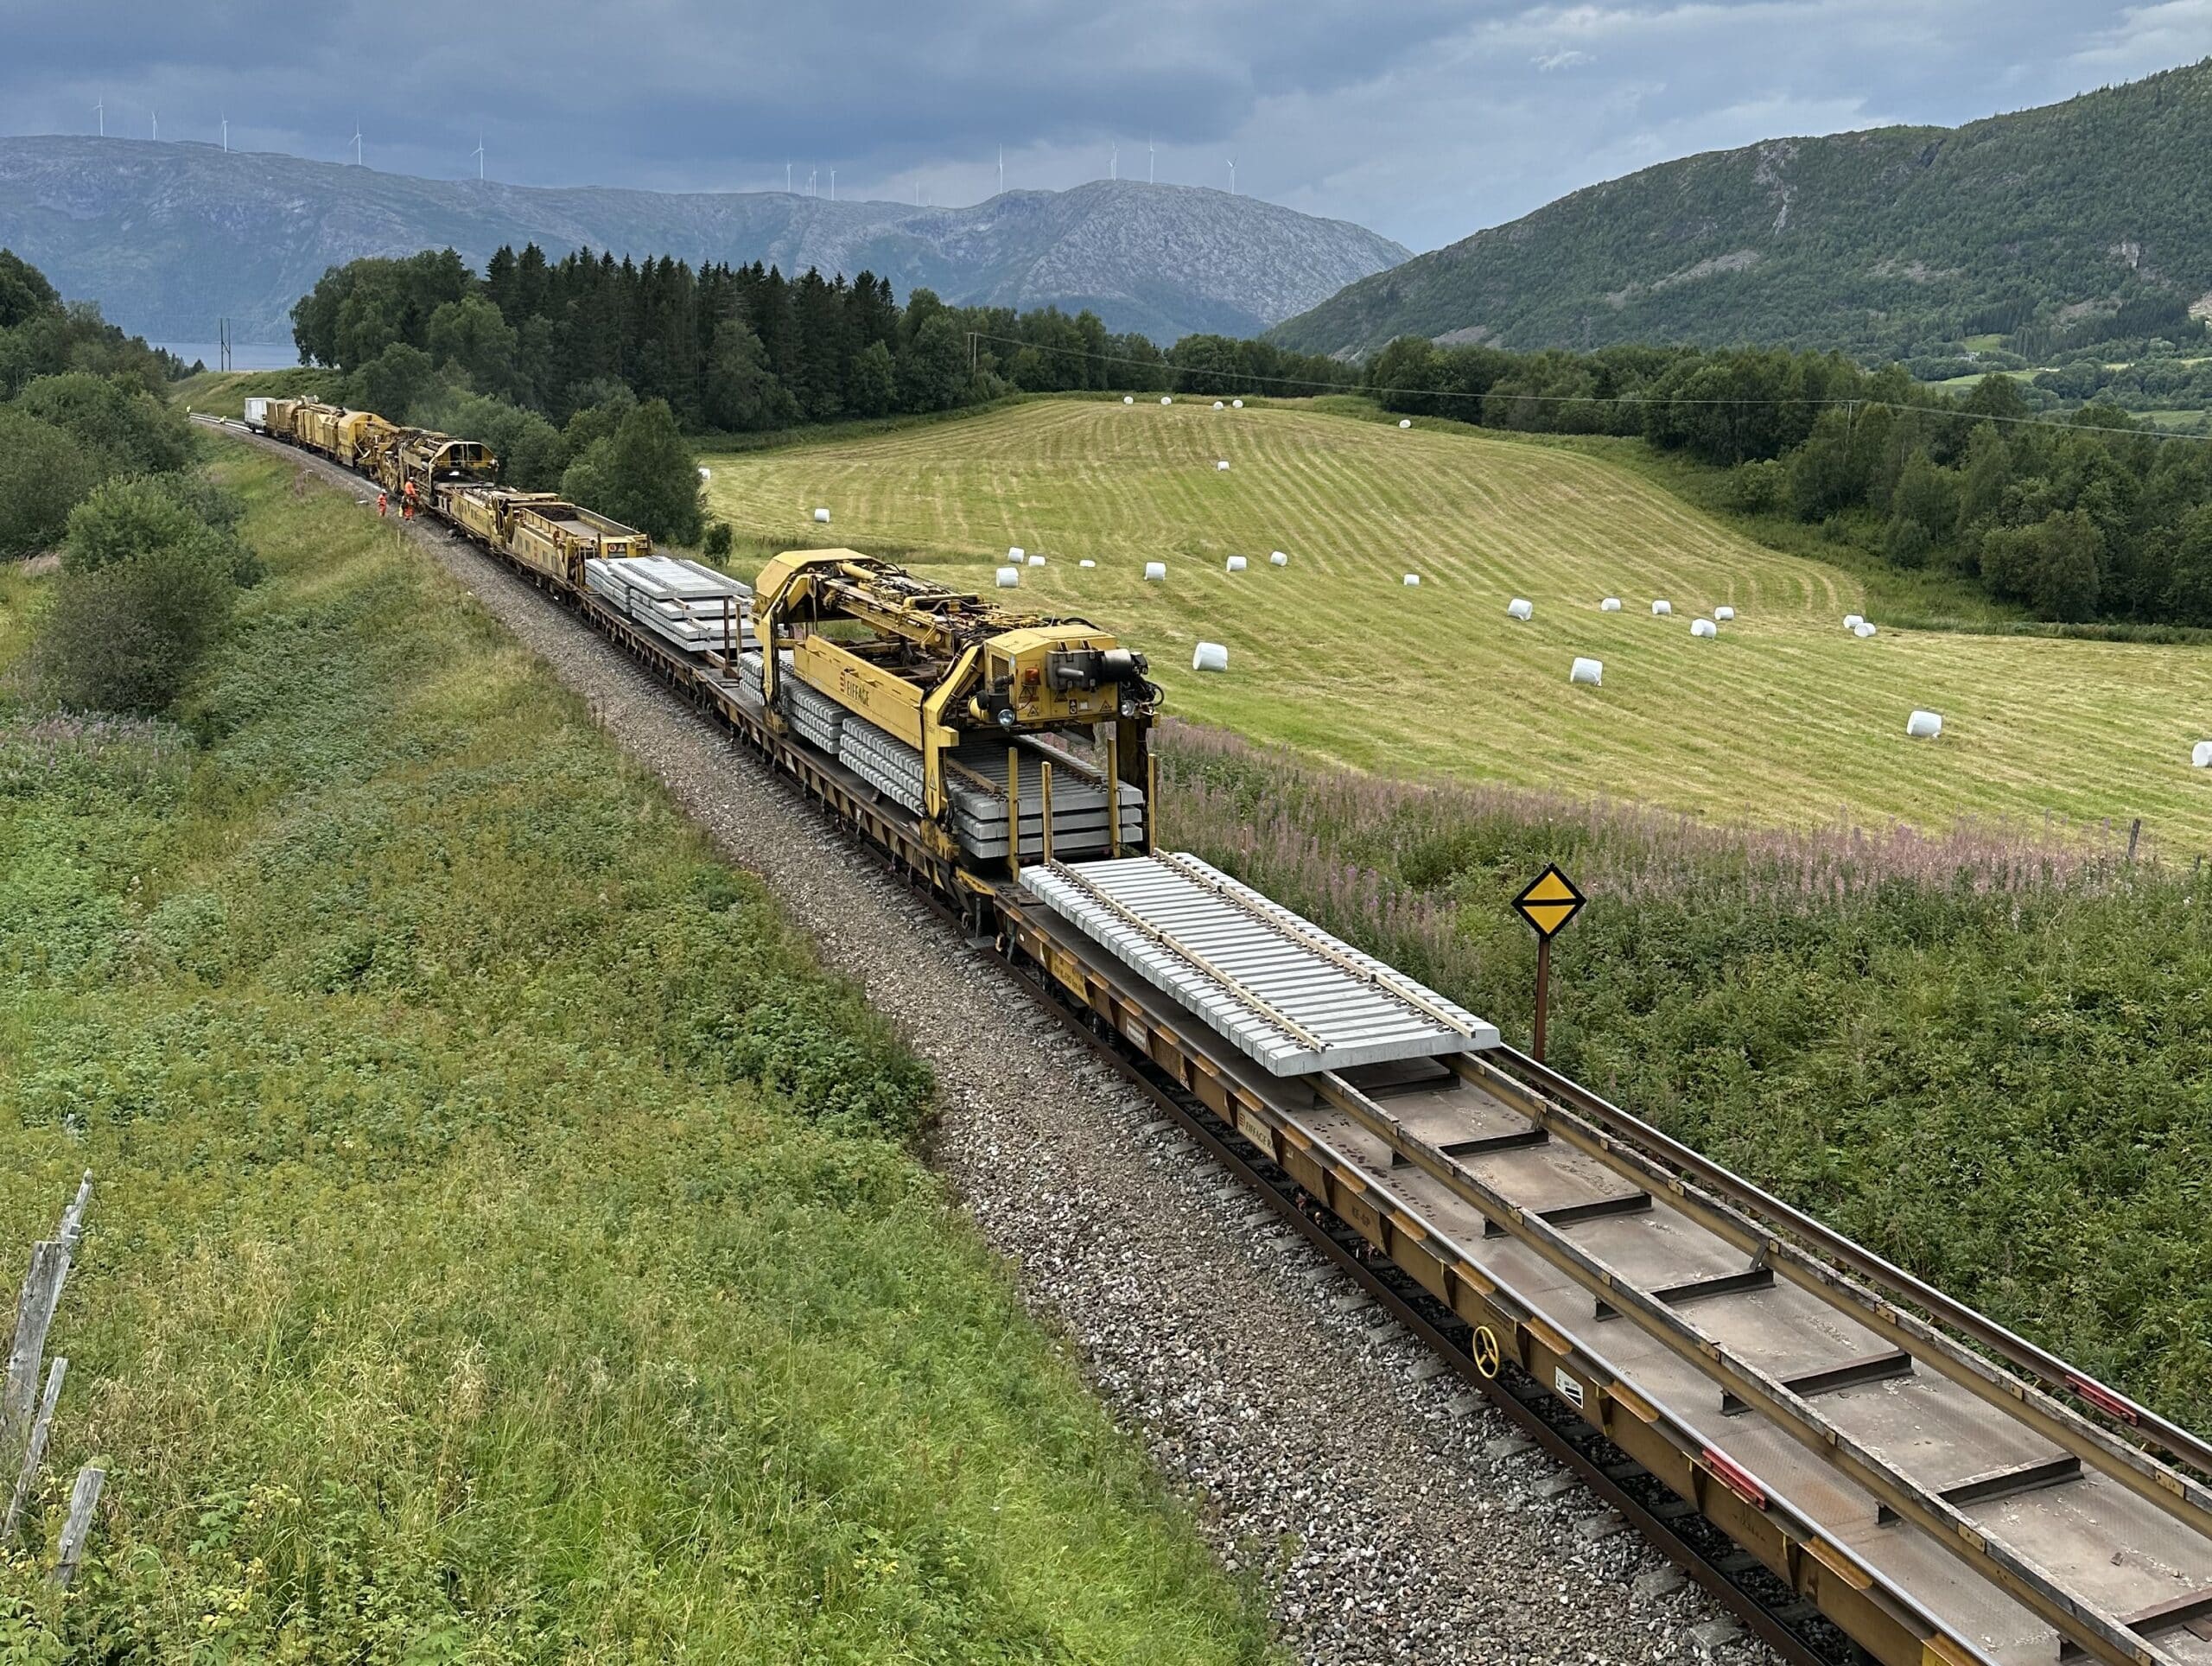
[5,1,2210,249]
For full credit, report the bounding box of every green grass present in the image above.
[0,453,1273,1662]
[701,397,2212,848]
[172,366,326,419]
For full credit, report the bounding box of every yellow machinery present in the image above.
[365,428,498,497]
[442,487,651,586]
[753,550,1160,868]
[288,401,395,468]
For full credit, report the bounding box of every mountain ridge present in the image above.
[1270,60,2212,361]
[0,136,1409,346]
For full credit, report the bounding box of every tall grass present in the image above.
[0,455,1273,1662]
[1158,722,2212,1432]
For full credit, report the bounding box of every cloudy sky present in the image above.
[3,1,2207,251]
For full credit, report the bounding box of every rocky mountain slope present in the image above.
[0,137,1408,347]
[1272,60,2212,360]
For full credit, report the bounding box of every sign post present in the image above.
[1511,864,1586,1064]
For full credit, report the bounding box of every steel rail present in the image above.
[1453,1053,2212,1549]
[1482,1045,2212,1486]
[1314,1071,2180,1666]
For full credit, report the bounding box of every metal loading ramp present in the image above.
[1021,852,1500,1075]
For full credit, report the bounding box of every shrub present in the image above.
[63,474,261,588]
[702,522,733,558]
[35,538,238,712]
[0,409,104,558]
[16,372,193,474]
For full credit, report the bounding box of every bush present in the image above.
[0,409,104,558]
[35,539,238,712]
[16,372,192,474]
[66,474,263,588]
[702,522,733,558]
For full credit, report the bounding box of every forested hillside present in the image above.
[1274,60,2212,362]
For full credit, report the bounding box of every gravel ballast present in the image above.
[224,429,1777,1665]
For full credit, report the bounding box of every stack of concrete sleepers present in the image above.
[838,719,927,813]
[583,556,753,657]
[944,741,1143,861]
[782,674,848,754]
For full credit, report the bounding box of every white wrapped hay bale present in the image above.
[813,507,831,524]
[1507,597,1534,620]
[1027,555,1045,567]
[1906,709,1942,740]
[1216,460,1230,471]
[1008,545,1026,561]
[1600,597,1622,612]
[1270,550,1288,567]
[1403,573,1421,587]
[1651,599,1672,616]
[1398,418,1412,429]
[1854,620,1878,638]
[1123,395,1135,404]
[1160,396,1173,405]
[1225,556,1248,572]
[1844,613,1863,631]
[995,566,1020,588]
[698,466,713,481]
[1714,605,1735,621]
[1192,641,1229,673]
[1570,657,1603,687]
[2195,741,2212,769]
[1691,617,1718,639]
[1232,398,1244,409]
[1144,561,1167,582]
[1078,558,1096,569]
[1212,400,1224,410]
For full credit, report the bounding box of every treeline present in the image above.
[1368,336,2212,626]
[289,245,1356,439]
[0,250,257,713]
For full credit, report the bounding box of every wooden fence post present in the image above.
[52,1465,104,1587]
[3,1357,66,1542]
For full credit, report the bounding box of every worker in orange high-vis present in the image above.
[377,488,389,518]
[401,479,417,521]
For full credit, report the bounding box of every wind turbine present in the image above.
[473,134,485,180]
[94,98,104,137]
[1148,135,1154,185]
[220,112,228,152]
[997,145,1004,194]
[1226,158,1236,195]
[830,168,836,201]
[352,119,363,166]
[1110,142,1117,181]
[785,161,791,194]
[150,109,157,141]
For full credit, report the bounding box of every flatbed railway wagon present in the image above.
[228,407,2212,1666]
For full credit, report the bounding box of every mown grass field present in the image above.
[704,398,2212,846]
[0,448,1271,1661]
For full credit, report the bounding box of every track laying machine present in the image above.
[748,550,1162,869]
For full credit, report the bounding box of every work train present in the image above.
[243,396,2212,1666]
[250,396,1163,879]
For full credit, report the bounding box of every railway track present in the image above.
[207,416,2212,1665]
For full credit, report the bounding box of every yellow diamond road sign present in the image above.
[1514,864,1586,940]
